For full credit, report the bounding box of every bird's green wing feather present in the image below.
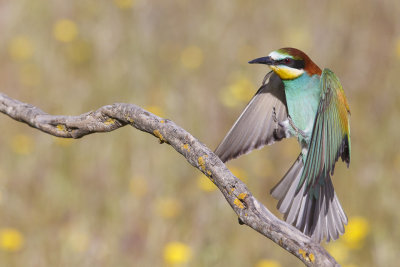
[299,69,351,195]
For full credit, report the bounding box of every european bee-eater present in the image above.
[215,47,351,242]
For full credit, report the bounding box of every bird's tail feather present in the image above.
[270,154,348,242]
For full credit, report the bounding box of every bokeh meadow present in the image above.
[0,0,399,266]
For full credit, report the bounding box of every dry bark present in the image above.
[0,93,339,266]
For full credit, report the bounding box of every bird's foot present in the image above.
[272,107,290,140]
[273,127,287,141]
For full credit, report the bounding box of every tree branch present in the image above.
[0,92,339,266]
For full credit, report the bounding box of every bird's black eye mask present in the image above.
[276,58,305,70]
[248,56,305,70]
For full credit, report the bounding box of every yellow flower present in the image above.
[145,105,165,118]
[395,37,400,59]
[53,19,78,43]
[8,36,34,61]
[229,166,249,184]
[11,134,34,155]
[180,45,204,70]
[255,259,282,267]
[220,76,254,108]
[196,174,217,192]
[163,241,192,265]
[129,176,148,198]
[342,216,369,249]
[155,197,182,219]
[230,79,253,102]
[0,228,24,252]
[114,0,135,9]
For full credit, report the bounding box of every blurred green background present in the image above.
[0,0,399,266]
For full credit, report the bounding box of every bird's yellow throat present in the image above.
[270,65,304,80]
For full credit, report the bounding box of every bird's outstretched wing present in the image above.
[215,71,288,162]
[300,68,351,192]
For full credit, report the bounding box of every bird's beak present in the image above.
[248,56,274,65]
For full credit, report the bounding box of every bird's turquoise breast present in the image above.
[283,74,321,142]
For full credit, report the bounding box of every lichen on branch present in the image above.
[0,92,339,267]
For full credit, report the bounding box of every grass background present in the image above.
[0,0,400,266]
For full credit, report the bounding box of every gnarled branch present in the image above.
[0,93,338,266]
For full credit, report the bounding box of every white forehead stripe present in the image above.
[268,51,293,60]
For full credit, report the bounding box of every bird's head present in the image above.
[249,47,322,80]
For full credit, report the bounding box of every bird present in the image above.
[215,47,351,243]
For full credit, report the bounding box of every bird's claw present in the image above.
[272,107,287,140]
